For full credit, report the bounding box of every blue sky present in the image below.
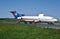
[0,0,60,19]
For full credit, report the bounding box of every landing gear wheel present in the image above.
[48,22,54,25]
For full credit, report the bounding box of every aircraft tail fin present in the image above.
[10,11,25,19]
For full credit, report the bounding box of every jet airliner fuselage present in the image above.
[10,11,57,24]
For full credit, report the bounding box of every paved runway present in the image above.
[0,22,60,29]
[36,23,60,29]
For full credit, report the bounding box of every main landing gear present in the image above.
[47,22,54,25]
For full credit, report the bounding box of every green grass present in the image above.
[0,23,60,39]
[0,18,15,22]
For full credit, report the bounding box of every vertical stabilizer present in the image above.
[10,11,25,19]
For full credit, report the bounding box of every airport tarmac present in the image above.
[0,22,60,29]
[36,23,60,29]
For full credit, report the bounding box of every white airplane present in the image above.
[10,11,58,24]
